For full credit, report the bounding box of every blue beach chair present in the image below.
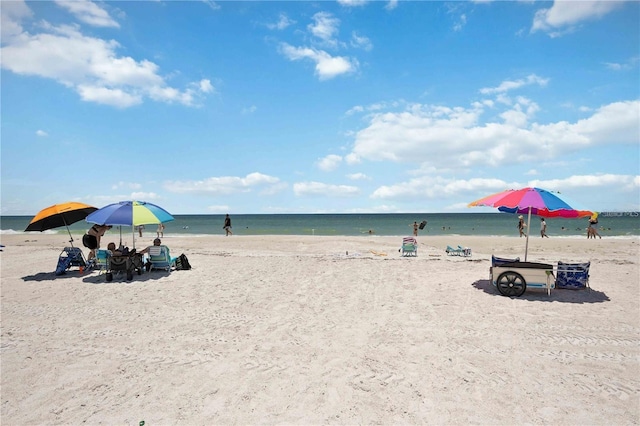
[55,247,87,276]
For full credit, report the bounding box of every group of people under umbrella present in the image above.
[25,200,175,272]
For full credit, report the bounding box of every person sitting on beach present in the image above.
[138,238,163,255]
[82,224,112,261]
[139,238,168,271]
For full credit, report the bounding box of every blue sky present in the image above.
[2,0,639,216]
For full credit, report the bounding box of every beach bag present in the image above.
[175,253,191,270]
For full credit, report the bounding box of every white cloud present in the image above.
[529,174,640,193]
[347,99,639,169]
[130,191,160,201]
[350,31,373,51]
[207,205,230,213]
[604,56,640,71]
[77,84,142,108]
[242,105,257,114]
[532,0,626,35]
[54,0,120,28]
[164,173,282,195]
[198,79,214,93]
[371,177,515,201]
[293,181,360,197]
[480,74,549,95]
[112,181,142,191]
[0,0,32,40]
[267,13,295,30]
[317,154,343,172]
[453,14,467,32]
[35,130,48,137]
[338,0,369,7]
[201,1,221,11]
[279,43,358,80]
[347,173,370,180]
[0,5,212,108]
[370,174,639,204]
[308,12,340,45]
[385,0,398,11]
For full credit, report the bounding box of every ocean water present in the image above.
[2,213,639,238]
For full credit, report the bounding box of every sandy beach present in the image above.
[1,233,639,425]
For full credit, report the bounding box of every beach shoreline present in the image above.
[1,234,639,424]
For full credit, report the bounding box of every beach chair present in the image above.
[93,249,110,275]
[147,245,176,271]
[446,245,461,256]
[458,245,472,257]
[401,237,418,257]
[555,261,590,290]
[106,250,143,282]
[55,247,87,276]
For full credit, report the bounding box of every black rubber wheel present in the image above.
[496,271,526,297]
[126,271,133,281]
[106,272,113,282]
[137,268,142,275]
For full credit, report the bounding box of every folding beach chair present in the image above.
[458,245,472,257]
[55,247,87,276]
[94,249,110,275]
[147,245,176,271]
[401,237,418,257]
[446,245,461,256]
[555,261,591,290]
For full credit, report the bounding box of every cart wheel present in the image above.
[496,271,526,297]
[126,271,133,281]
[137,268,142,275]
[106,272,113,282]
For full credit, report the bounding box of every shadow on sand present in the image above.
[471,279,609,304]
[22,269,172,284]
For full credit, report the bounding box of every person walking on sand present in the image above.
[223,214,233,236]
[540,218,549,238]
[517,215,527,237]
[157,223,165,238]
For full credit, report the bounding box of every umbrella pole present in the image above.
[524,206,532,261]
[62,215,74,247]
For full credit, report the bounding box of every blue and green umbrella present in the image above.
[86,201,174,247]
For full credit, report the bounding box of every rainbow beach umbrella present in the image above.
[469,187,593,260]
[86,201,174,248]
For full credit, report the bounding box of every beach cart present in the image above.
[106,251,144,282]
[491,260,555,297]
